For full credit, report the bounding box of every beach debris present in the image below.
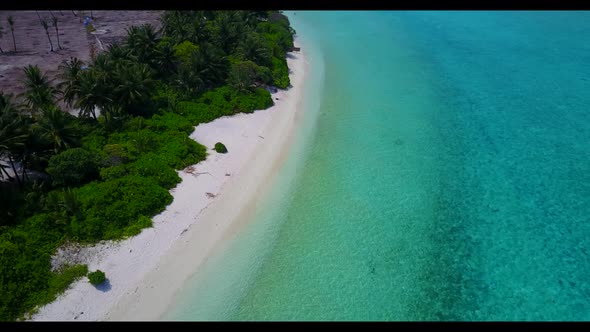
[225,173,231,176]
[180,228,188,235]
[184,166,211,177]
[275,98,279,100]
[258,135,265,139]
[205,192,217,198]
[193,172,212,178]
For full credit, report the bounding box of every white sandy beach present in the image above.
[31,41,307,321]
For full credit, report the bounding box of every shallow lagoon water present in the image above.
[165,11,590,321]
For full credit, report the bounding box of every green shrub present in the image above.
[145,112,193,134]
[81,129,108,155]
[99,164,129,181]
[257,19,294,56]
[156,131,207,169]
[128,153,181,189]
[214,142,228,153]
[46,148,99,188]
[73,175,172,241]
[271,56,290,89]
[173,41,199,65]
[228,61,257,93]
[102,143,134,166]
[0,216,67,320]
[107,129,160,161]
[87,270,106,286]
[43,264,88,307]
[152,84,180,111]
[176,86,273,124]
[122,215,153,237]
[233,88,274,113]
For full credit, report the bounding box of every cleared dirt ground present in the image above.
[0,10,162,101]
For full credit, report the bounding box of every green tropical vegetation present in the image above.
[0,10,295,320]
[214,142,228,153]
[87,270,106,286]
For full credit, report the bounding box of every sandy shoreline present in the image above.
[31,41,308,321]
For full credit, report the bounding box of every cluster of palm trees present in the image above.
[160,10,283,95]
[0,65,80,187]
[0,22,165,186]
[0,10,293,189]
[0,11,90,54]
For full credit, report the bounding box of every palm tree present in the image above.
[212,11,241,54]
[237,32,272,67]
[190,15,210,44]
[75,69,110,120]
[126,24,159,65]
[0,24,4,53]
[35,10,44,25]
[74,72,99,120]
[52,16,62,50]
[104,43,136,64]
[0,94,29,185]
[191,43,229,88]
[110,61,156,116]
[57,57,84,109]
[41,20,54,52]
[229,61,258,93]
[21,65,57,116]
[153,38,178,79]
[239,11,261,28]
[175,43,228,97]
[7,16,16,53]
[33,106,79,153]
[160,11,191,44]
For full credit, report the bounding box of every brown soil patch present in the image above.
[0,10,162,110]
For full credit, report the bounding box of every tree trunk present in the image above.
[35,10,43,25]
[21,162,28,183]
[0,163,13,181]
[72,10,77,17]
[7,155,22,188]
[45,30,54,52]
[0,45,3,53]
[10,30,16,52]
[54,26,62,49]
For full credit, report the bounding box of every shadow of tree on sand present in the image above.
[94,278,112,292]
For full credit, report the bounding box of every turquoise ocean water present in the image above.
[165,11,590,320]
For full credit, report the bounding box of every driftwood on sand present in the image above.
[184,166,212,177]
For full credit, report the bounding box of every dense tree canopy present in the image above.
[0,10,295,321]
